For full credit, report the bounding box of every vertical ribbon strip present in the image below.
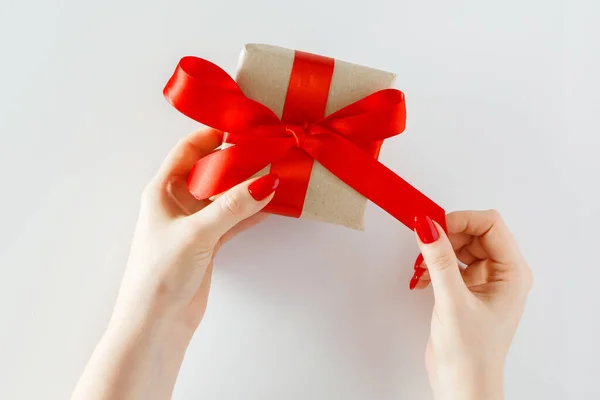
[268,51,335,217]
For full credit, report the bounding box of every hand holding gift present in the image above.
[71,45,532,400]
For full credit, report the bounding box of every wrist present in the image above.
[106,288,195,358]
[109,283,197,347]
[431,366,504,400]
[106,304,194,350]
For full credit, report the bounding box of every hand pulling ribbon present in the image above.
[163,51,446,232]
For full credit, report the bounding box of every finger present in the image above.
[153,128,223,188]
[461,260,491,288]
[448,231,473,251]
[188,174,278,245]
[465,236,490,259]
[412,233,476,290]
[446,210,522,265]
[415,261,490,291]
[414,275,431,290]
[412,268,431,290]
[414,216,468,302]
[166,178,208,216]
[220,213,269,244]
[455,246,479,266]
[426,262,491,289]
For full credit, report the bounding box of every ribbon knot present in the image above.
[285,123,309,147]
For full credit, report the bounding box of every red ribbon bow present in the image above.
[163,51,446,232]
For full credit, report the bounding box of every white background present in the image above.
[0,0,597,399]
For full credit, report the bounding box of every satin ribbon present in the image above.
[163,52,446,232]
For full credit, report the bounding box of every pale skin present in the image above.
[71,128,533,400]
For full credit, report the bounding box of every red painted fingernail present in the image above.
[414,253,424,270]
[248,174,279,201]
[414,215,440,244]
[410,267,426,290]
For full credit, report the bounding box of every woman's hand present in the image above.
[71,128,278,400]
[112,128,278,333]
[410,211,533,400]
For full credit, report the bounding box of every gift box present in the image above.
[232,44,396,229]
[163,44,446,232]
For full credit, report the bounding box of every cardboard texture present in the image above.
[233,44,397,229]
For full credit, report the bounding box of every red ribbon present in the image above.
[163,51,446,232]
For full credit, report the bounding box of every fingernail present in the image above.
[248,174,279,201]
[413,253,424,270]
[414,215,440,244]
[410,267,426,290]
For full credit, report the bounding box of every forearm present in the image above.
[71,314,192,400]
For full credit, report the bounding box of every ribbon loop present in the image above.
[164,56,282,134]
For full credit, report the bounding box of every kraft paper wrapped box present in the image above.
[231,44,397,230]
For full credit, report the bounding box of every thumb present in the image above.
[413,215,467,303]
[189,173,279,244]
